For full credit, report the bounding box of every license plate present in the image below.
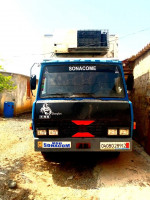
[40,141,71,148]
[100,142,130,150]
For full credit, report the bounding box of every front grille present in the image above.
[88,121,106,136]
[35,120,131,138]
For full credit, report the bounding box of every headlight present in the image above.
[108,129,117,135]
[119,129,129,136]
[49,129,58,136]
[37,129,47,136]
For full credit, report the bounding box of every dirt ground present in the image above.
[1,114,150,200]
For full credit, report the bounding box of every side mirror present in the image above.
[126,74,134,91]
[30,75,36,90]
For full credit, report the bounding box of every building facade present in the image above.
[124,43,150,154]
[0,72,37,116]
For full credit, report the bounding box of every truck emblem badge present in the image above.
[39,103,62,119]
[40,103,52,116]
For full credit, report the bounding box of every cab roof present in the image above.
[41,58,122,64]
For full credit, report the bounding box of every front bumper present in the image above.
[34,138,132,152]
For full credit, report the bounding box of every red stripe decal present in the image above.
[72,132,95,138]
[72,120,95,125]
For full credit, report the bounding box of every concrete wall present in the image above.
[131,50,150,154]
[0,72,38,116]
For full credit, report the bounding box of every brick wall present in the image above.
[131,50,150,154]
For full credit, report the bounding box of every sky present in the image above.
[0,0,150,75]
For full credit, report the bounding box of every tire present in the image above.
[111,152,120,158]
[41,152,63,161]
[41,152,51,161]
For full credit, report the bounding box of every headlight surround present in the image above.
[48,129,58,136]
[119,129,129,136]
[108,129,118,136]
[37,129,47,136]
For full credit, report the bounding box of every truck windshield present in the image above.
[40,64,125,98]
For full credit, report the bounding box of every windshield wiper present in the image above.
[70,93,97,98]
[41,93,102,98]
[41,93,73,98]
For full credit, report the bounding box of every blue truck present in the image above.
[30,59,134,157]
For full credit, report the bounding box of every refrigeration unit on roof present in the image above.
[54,29,109,55]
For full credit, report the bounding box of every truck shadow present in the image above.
[44,152,121,189]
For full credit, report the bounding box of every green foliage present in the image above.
[0,65,17,92]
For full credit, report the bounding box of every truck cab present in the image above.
[31,59,133,153]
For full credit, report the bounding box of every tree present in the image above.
[0,65,16,92]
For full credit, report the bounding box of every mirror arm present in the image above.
[31,89,35,97]
[30,63,39,77]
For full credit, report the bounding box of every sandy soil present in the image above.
[0,114,150,200]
